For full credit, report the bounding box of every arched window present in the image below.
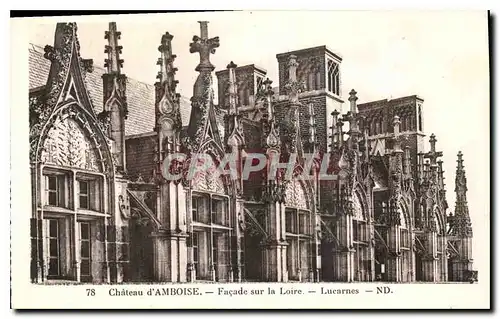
[308,72,315,91]
[327,59,340,96]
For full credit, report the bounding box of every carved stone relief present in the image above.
[40,116,100,171]
[192,165,226,194]
[284,179,308,210]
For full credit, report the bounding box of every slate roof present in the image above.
[28,44,192,136]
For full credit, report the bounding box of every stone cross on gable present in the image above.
[189,21,220,72]
[424,133,443,165]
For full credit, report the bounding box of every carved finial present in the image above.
[348,89,358,114]
[189,21,220,72]
[393,115,401,135]
[429,133,437,153]
[155,31,180,127]
[263,78,274,119]
[104,22,124,74]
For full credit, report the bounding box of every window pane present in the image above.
[79,195,89,209]
[80,241,90,258]
[48,176,57,190]
[49,220,58,237]
[48,258,59,276]
[192,197,198,222]
[286,210,294,233]
[80,259,91,277]
[79,181,89,195]
[80,223,90,239]
[48,192,57,206]
[49,238,58,257]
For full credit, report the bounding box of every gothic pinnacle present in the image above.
[453,150,472,237]
[157,32,178,87]
[227,61,238,115]
[104,22,124,74]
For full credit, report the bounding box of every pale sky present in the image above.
[26,11,489,271]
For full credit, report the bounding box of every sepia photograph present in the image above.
[10,10,491,309]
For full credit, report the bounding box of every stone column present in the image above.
[234,197,245,282]
[421,230,438,282]
[386,225,401,282]
[439,235,448,282]
[153,181,188,282]
[334,214,354,282]
[262,201,287,282]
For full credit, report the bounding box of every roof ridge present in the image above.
[29,42,157,90]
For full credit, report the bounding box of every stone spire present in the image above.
[101,22,127,171]
[453,151,473,237]
[155,31,182,158]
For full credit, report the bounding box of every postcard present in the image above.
[10,11,491,309]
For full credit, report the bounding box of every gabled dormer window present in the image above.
[327,59,340,96]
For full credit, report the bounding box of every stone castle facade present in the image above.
[29,22,476,283]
